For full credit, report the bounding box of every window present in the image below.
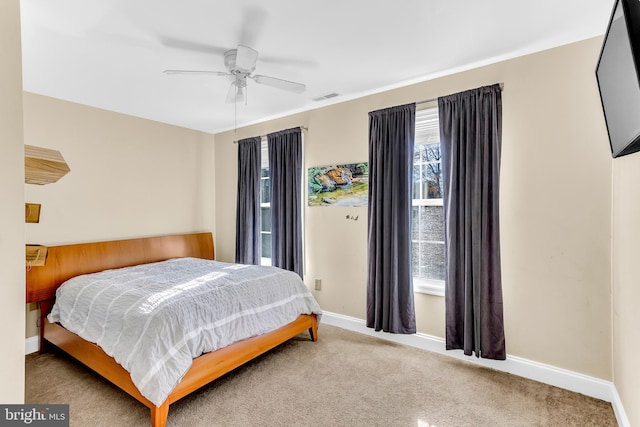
[260,139,271,265]
[412,106,445,296]
[259,134,305,267]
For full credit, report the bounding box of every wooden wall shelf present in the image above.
[26,245,48,267]
[25,203,41,223]
[25,145,70,185]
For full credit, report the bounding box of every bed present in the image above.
[25,232,320,427]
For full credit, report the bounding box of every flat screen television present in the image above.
[596,0,640,158]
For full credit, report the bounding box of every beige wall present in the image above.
[214,37,613,379]
[612,155,640,426]
[23,93,216,337]
[0,0,26,403]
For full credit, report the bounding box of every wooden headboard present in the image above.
[26,232,214,304]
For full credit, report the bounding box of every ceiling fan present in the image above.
[163,44,306,104]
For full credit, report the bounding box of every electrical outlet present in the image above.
[314,279,321,291]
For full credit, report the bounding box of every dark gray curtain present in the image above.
[438,84,505,360]
[366,103,417,334]
[268,127,303,277]
[235,136,262,265]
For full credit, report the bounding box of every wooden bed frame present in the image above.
[26,232,318,427]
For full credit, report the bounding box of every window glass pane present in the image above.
[424,143,440,162]
[412,206,445,281]
[411,206,419,241]
[419,242,445,281]
[261,233,271,258]
[424,143,442,199]
[261,178,270,204]
[425,164,443,199]
[419,206,444,241]
[421,164,430,199]
[413,144,423,162]
[412,165,421,199]
[261,207,271,232]
[420,144,430,162]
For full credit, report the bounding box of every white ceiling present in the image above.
[20,0,614,134]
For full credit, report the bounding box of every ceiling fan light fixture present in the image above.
[225,82,246,104]
[236,86,246,104]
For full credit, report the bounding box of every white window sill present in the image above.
[413,277,445,297]
[260,257,271,266]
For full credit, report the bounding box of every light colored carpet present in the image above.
[25,325,616,426]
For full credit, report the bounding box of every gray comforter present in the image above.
[48,257,322,406]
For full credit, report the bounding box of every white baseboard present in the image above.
[320,311,629,427]
[610,385,631,427]
[25,336,39,355]
[25,313,631,427]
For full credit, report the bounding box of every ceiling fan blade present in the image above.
[235,45,258,71]
[225,83,236,104]
[160,37,228,56]
[163,70,229,76]
[251,75,306,93]
[238,7,267,47]
[257,55,318,68]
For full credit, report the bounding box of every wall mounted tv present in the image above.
[596,0,640,158]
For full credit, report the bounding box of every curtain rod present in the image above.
[233,126,308,143]
[417,82,504,106]
[232,83,504,142]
